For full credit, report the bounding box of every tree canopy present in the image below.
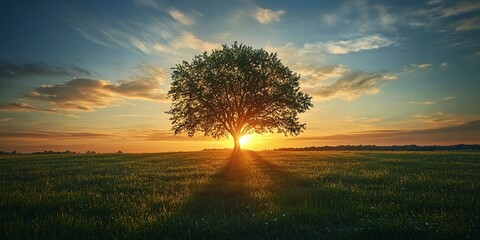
[167,42,312,152]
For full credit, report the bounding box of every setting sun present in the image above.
[239,135,251,147]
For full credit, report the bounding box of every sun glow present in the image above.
[239,135,251,146]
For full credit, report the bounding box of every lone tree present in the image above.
[167,42,312,153]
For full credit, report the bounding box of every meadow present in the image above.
[0,150,479,239]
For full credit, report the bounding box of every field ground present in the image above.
[1,150,479,239]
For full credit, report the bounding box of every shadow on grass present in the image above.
[244,151,418,239]
[141,150,259,239]
[141,150,460,239]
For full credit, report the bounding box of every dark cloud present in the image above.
[27,78,114,111]
[293,120,480,145]
[306,71,388,100]
[0,63,167,114]
[0,61,91,80]
[0,131,114,139]
[128,129,212,141]
[27,70,167,111]
[104,64,168,100]
[0,102,71,116]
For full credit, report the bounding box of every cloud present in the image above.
[0,102,71,115]
[0,61,90,80]
[343,116,382,123]
[254,8,285,24]
[0,131,114,139]
[28,79,114,111]
[127,129,209,141]
[321,1,399,32]
[69,10,219,58]
[292,119,480,145]
[266,40,395,100]
[409,101,436,105]
[415,63,432,68]
[168,8,195,25]
[69,11,174,52]
[454,16,480,31]
[298,65,350,83]
[25,64,168,112]
[302,34,394,55]
[412,112,462,125]
[104,63,168,100]
[268,35,394,60]
[409,96,454,106]
[132,0,159,9]
[441,1,480,17]
[130,31,219,57]
[171,31,220,52]
[0,117,12,123]
[131,38,152,54]
[399,63,432,75]
[440,62,449,68]
[305,71,390,100]
[443,96,455,100]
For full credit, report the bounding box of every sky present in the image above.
[1,0,479,153]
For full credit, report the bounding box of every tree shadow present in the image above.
[174,150,251,216]
[245,151,375,238]
[141,150,419,239]
[140,150,258,239]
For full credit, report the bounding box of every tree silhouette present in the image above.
[167,42,312,153]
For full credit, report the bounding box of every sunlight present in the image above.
[239,135,251,147]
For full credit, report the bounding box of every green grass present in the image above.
[1,150,479,239]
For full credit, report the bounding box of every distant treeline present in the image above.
[0,150,124,154]
[0,150,77,154]
[274,144,480,151]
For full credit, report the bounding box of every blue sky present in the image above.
[1,0,479,152]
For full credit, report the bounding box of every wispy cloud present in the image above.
[412,111,467,127]
[454,16,480,31]
[268,35,394,61]
[0,61,90,80]
[291,119,480,145]
[441,1,480,17]
[69,11,173,53]
[302,34,394,55]
[343,116,382,123]
[132,0,160,9]
[399,63,432,75]
[168,8,195,25]
[266,40,395,100]
[0,102,71,115]
[127,129,210,141]
[171,31,220,52]
[409,101,436,105]
[322,0,399,32]
[409,96,454,106]
[443,96,455,100]
[0,117,12,123]
[69,9,218,59]
[321,0,480,42]
[254,8,285,24]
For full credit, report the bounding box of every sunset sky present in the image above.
[1,0,479,152]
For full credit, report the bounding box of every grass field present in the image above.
[1,150,479,239]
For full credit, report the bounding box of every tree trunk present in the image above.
[233,135,241,154]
